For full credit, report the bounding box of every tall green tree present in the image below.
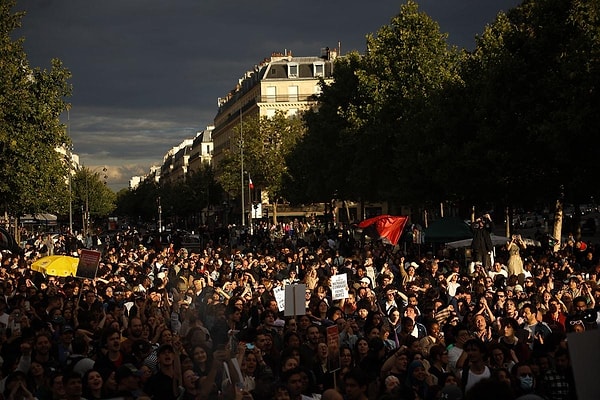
[218,111,305,223]
[463,0,600,236]
[356,0,462,204]
[158,164,220,228]
[0,0,72,215]
[289,1,462,209]
[115,180,160,223]
[286,52,364,204]
[71,167,116,221]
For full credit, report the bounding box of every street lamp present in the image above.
[64,146,74,235]
[240,108,245,226]
[158,196,162,232]
[66,109,73,235]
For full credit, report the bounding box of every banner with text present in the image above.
[330,273,348,300]
[273,286,285,312]
[76,249,102,279]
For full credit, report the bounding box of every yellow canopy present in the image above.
[31,255,79,277]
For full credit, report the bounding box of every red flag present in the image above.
[357,215,408,245]
[248,175,254,190]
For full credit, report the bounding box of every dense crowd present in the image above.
[0,220,598,400]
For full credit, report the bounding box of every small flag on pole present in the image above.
[248,175,254,190]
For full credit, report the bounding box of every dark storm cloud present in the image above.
[15,0,521,189]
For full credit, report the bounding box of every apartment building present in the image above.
[211,48,337,167]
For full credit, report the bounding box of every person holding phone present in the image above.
[507,234,527,283]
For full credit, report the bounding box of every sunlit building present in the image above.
[211,48,337,167]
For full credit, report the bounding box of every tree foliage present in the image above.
[288,1,461,207]
[461,0,600,208]
[71,167,116,219]
[286,52,364,203]
[115,180,160,222]
[0,0,72,214]
[285,0,600,215]
[218,111,305,203]
[116,164,221,228]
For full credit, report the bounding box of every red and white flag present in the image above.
[248,175,254,190]
[357,215,408,245]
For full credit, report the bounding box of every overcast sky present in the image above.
[15,0,521,190]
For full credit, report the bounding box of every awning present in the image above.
[21,213,58,225]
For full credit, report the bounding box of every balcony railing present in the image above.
[257,94,318,103]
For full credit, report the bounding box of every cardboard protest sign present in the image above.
[366,266,376,286]
[331,273,348,300]
[284,284,306,316]
[76,249,102,279]
[273,286,285,312]
[327,325,340,372]
[568,330,600,400]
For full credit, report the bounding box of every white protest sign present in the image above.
[284,284,306,316]
[366,266,376,286]
[273,286,285,312]
[331,273,348,300]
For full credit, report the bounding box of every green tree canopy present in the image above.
[286,0,600,218]
[288,1,462,207]
[218,111,305,203]
[0,0,72,215]
[462,0,600,209]
[71,167,116,219]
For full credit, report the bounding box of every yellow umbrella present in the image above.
[31,255,79,277]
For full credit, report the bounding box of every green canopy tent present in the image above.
[424,217,473,244]
[423,217,476,270]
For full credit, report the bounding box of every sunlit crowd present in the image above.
[0,222,596,400]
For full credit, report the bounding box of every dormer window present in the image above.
[288,63,298,78]
[313,62,324,77]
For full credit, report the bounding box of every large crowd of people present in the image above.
[0,219,597,400]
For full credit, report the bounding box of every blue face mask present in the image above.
[519,375,534,390]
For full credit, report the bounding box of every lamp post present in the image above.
[158,196,162,232]
[240,109,245,227]
[66,110,73,235]
[68,172,73,234]
[65,147,73,234]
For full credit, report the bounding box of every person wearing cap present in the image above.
[380,286,402,316]
[439,384,463,400]
[115,363,147,399]
[396,262,415,292]
[55,324,75,367]
[144,344,180,400]
[513,284,528,302]
[359,277,371,288]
